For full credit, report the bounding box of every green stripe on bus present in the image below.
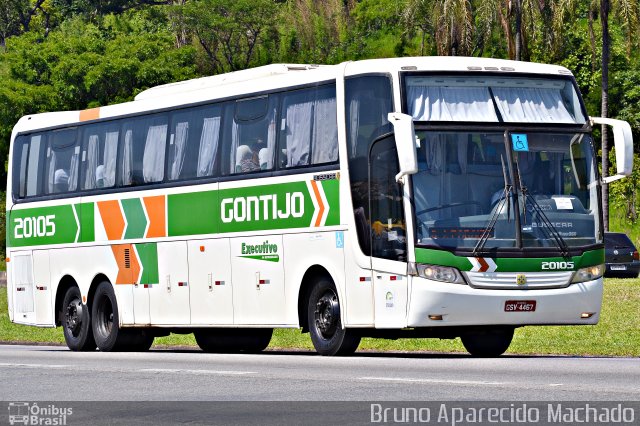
[321,179,340,226]
[217,182,314,233]
[7,205,78,247]
[121,198,147,239]
[167,190,218,237]
[414,248,605,272]
[76,202,95,243]
[135,242,159,285]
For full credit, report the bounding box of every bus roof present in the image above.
[11,57,573,136]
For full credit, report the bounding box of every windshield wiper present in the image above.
[473,155,512,256]
[513,155,571,258]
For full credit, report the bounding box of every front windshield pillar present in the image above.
[503,130,523,249]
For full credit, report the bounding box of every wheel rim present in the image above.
[96,295,114,338]
[65,298,84,337]
[314,289,339,339]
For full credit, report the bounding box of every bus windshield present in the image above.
[412,130,601,253]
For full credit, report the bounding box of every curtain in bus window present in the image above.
[284,100,311,167]
[312,96,338,164]
[492,87,576,123]
[103,131,118,187]
[122,129,133,185]
[68,146,79,191]
[170,122,189,180]
[84,135,99,189]
[408,86,498,122]
[265,110,276,170]
[17,141,29,197]
[46,148,57,194]
[197,116,221,177]
[26,135,42,196]
[143,124,167,183]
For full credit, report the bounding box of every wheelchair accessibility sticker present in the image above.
[336,231,344,248]
[511,134,529,152]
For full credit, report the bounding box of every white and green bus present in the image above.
[5,57,634,356]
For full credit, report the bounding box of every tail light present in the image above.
[633,250,639,261]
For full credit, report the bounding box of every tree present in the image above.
[177,0,278,74]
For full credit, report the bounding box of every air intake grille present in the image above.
[464,271,573,289]
[124,249,131,269]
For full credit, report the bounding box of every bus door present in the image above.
[368,135,409,328]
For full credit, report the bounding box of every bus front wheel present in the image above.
[460,327,514,357]
[307,277,360,356]
[61,286,96,351]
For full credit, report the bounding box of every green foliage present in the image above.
[177,0,277,74]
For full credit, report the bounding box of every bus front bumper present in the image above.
[407,277,603,327]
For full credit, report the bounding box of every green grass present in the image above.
[1,278,639,356]
[610,205,640,248]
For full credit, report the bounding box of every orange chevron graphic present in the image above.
[97,200,125,241]
[310,180,325,227]
[111,244,141,284]
[143,195,166,238]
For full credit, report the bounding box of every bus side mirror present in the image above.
[590,116,634,183]
[387,112,418,183]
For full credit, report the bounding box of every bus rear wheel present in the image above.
[91,281,141,352]
[61,286,96,351]
[460,327,514,357]
[194,328,273,353]
[307,277,360,356]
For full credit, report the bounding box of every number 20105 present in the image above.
[14,215,56,239]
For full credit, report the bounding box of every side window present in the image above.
[279,85,338,169]
[12,136,30,199]
[120,114,168,186]
[168,105,222,181]
[81,122,119,190]
[345,75,393,255]
[230,95,278,174]
[44,128,80,195]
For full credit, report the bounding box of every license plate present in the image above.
[611,265,627,271]
[505,300,536,312]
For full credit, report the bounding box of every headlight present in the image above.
[571,264,604,283]
[415,263,466,284]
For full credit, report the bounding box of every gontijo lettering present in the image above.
[221,192,304,223]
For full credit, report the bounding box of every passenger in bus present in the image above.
[237,145,260,172]
[95,165,105,188]
[53,168,69,192]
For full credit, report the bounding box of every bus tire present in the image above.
[307,277,360,356]
[194,328,273,353]
[61,286,96,351]
[461,327,514,357]
[91,281,135,352]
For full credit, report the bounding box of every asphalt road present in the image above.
[1,344,638,402]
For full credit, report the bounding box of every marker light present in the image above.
[416,264,466,284]
[571,264,604,284]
